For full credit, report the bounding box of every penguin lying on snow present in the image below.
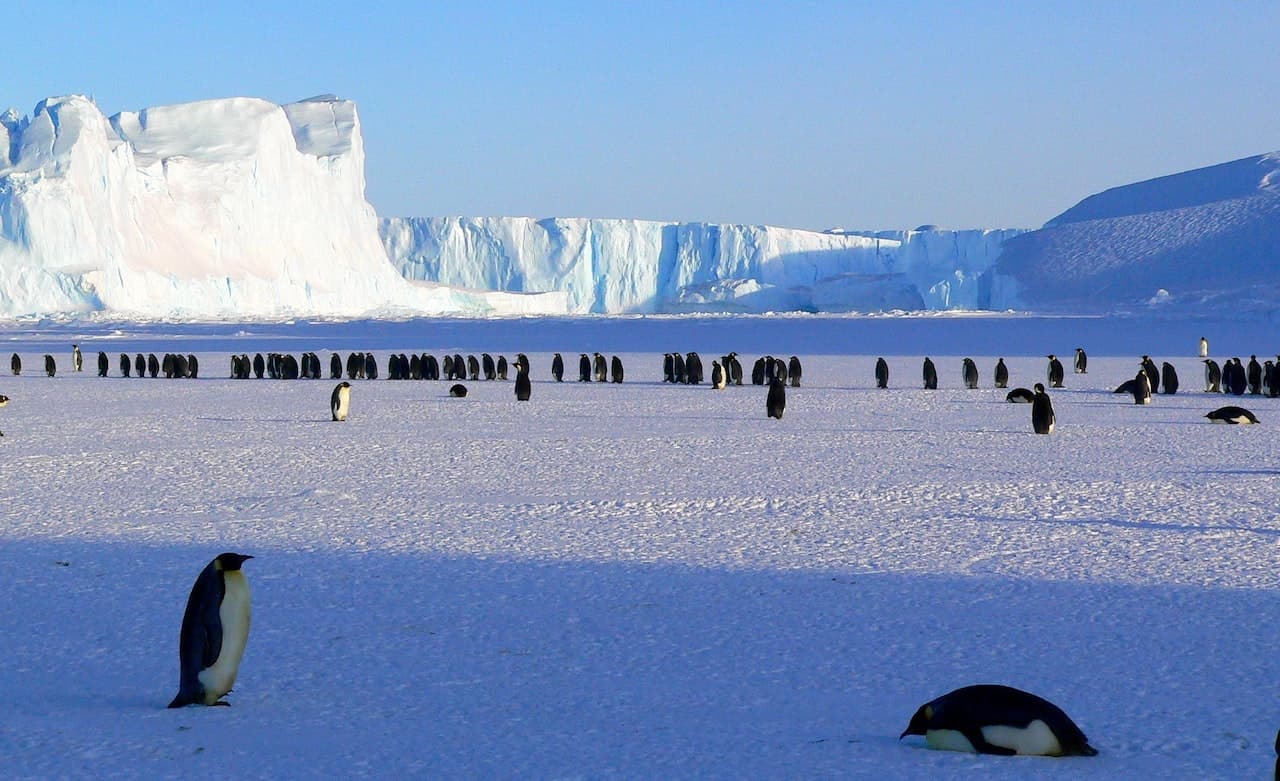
[1204,406,1259,424]
[169,553,253,708]
[449,383,468,398]
[901,684,1097,756]
[1005,388,1035,403]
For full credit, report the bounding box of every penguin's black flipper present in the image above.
[965,729,1016,756]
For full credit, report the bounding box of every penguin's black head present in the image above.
[214,552,254,571]
[1034,383,1046,393]
[900,704,933,739]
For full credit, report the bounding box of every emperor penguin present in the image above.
[9,353,19,376]
[1204,405,1259,424]
[611,355,624,383]
[729,354,744,385]
[1199,336,1209,358]
[994,358,1008,389]
[766,376,786,419]
[1006,387,1035,403]
[482,353,496,381]
[900,684,1097,756]
[494,355,507,381]
[662,353,674,383]
[330,353,343,379]
[135,353,146,378]
[1031,383,1055,434]
[594,352,608,382]
[1203,359,1221,393]
[751,357,766,385]
[788,356,802,388]
[120,353,131,377]
[1046,355,1064,388]
[875,357,889,389]
[331,381,352,421]
[449,383,468,397]
[0,393,8,436]
[1160,362,1179,394]
[1073,347,1087,374]
[97,351,109,377]
[962,358,979,389]
[72,344,83,372]
[1133,370,1152,405]
[711,360,727,389]
[1140,356,1159,393]
[514,364,532,401]
[168,553,254,708]
[922,357,938,390]
[44,354,56,378]
[579,354,592,382]
[1248,356,1263,395]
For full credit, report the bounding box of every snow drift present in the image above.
[990,152,1280,314]
[0,95,567,319]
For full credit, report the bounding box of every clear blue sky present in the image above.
[6,1,1278,230]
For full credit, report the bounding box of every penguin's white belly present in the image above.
[198,571,251,703]
[333,389,350,421]
[926,720,1062,756]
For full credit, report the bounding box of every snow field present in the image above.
[1,321,1278,778]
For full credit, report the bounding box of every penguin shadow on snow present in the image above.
[2,539,1279,775]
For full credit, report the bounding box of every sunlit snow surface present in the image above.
[1,315,1278,779]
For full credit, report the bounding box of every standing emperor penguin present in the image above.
[788,356,802,388]
[168,553,253,708]
[1031,383,1055,434]
[1140,356,1159,393]
[766,376,786,419]
[711,361,727,389]
[9,353,19,376]
[900,684,1097,756]
[962,358,979,389]
[1046,355,1064,388]
[1203,359,1221,393]
[1133,370,1152,405]
[611,355,624,383]
[119,353,131,377]
[44,354,56,378]
[994,358,1009,388]
[579,354,592,382]
[1248,356,1263,395]
[135,353,146,378]
[594,353,608,382]
[331,381,352,421]
[922,358,938,390]
[1199,336,1209,358]
[1073,347,1087,374]
[330,353,343,379]
[97,351,109,377]
[514,364,532,401]
[496,355,509,381]
[1160,362,1179,395]
[875,357,889,389]
[72,344,83,372]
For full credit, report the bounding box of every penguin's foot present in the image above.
[212,700,231,707]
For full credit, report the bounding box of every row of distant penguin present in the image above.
[4,342,1268,432]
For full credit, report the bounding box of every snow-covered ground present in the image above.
[1,315,1278,779]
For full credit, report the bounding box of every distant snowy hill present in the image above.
[990,153,1280,314]
[0,95,566,319]
[380,218,1023,314]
